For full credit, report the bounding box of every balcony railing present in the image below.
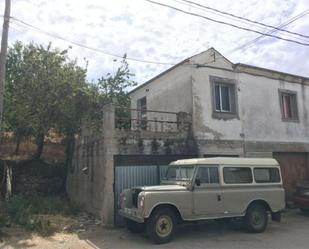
[115,107,191,133]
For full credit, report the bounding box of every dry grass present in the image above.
[0,138,65,162]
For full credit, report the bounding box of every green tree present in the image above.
[53,60,88,166]
[4,41,34,154]
[4,43,137,162]
[96,55,137,129]
[4,42,88,158]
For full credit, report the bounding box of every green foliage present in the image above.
[97,55,137,102]
[4,42,136,159]
[4,42,88,157]
[88,55,137,131]
[4,42,33,146]
[7,195,80,234]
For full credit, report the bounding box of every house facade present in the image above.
[67,48,309,226]
[130,48,309,200]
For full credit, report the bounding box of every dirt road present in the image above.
[1,209,309,249]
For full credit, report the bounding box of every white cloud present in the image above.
[1,0,309,85]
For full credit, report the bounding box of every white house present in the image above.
[129,48,309,199]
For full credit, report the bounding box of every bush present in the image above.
[7,195,80,234]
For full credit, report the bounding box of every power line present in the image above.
[172,0,309,44]
[195,9,309,68]
[178,0,309,40]
[192,9,309,72]
[145,0,309,47]
[230,9,309,53]
[9,16,175,66]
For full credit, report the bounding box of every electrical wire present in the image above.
[176,9,309,68]
[230,9,309,54]
[145,0,309,47]
[178,0,309,40]
[172,0,309,44]
[9,16,175,66]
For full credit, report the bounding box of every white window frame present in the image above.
[215,84,232,113]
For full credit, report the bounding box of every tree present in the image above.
[53,60,88,167]
[4,42,34,154]
[4,42,137,162]
[96,55,137,129]
[4,42,88,158]
[97,54,136,103]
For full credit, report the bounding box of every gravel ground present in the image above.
[1,209,309,249]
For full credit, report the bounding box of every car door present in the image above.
[193,166,224,217]
[221,166,254,215]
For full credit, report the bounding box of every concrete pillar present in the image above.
[101,103,117,225]
[103,103,115,137]
[80,117,91,143]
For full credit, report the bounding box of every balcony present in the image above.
[115,106,191,133]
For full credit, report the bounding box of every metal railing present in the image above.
[115,107,191,133]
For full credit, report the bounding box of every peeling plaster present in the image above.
[193,86,223,140]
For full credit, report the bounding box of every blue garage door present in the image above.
[114,155,194,226]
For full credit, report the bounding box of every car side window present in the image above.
[254,168,281,183]
[223,167,253,184]
[196,167,219,184]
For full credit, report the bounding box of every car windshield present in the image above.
[165,166,195,181]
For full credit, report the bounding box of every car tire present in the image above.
[125,219,145,233]
[245,204,268,233]
[146,207,177,244]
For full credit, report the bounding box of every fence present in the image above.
[115,106,191,133]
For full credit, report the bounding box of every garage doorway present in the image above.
[273,152,309,202]
[114,155,196,226]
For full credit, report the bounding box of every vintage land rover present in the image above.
[119,157,285,244]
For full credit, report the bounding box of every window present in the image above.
[223,167,253,184]
[254,168,280,183]
[137,97,147,129]
[210,76,237,118]
[196,167,219,184]
[215,84,232,112]
[279,90,298,121]
[165,166,195,181]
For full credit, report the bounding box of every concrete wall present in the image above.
[67,104,118,225]
[130,63,193,123]
[191,65,309,155]
[240,73,309,142]
[66,104,194,225]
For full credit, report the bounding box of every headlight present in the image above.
[138,195,145,209]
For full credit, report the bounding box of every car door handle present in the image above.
[217,195,221,201]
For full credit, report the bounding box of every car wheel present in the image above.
[146,208,177,244]
[245,204,268,233]
[125,219,145,233]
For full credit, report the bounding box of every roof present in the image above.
[170,157,279,166]
[234,63,309,84]
[129,48,232,95]
[129,48,309,95]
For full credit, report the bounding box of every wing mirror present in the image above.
[195,177,201,186]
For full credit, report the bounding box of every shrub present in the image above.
[7,195,80,235]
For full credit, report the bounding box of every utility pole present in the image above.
[0,0,11,131]
[0,0,11,219]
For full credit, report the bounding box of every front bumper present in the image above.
[119,208,145,223]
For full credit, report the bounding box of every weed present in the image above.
[7,195,81,235]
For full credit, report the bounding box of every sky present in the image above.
[1,0,309,86]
